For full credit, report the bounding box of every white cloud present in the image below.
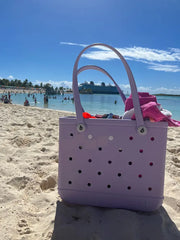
[35,80,72,89]
[118,84,180,95]
[148,63,180,72]
[170,48,180,61]
[56,80,72,88]
[120,84,130,89]
[60,42,87,48]
[118,47,179,62]
[60,42,180,73]
[138,86,153,92]
[151,87,180,95]
[83,47,180,62]
[119,85,152,94]
[83,50,118,61]
[60,42,108,51]
[8,75,14,80]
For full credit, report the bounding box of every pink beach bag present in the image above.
[58,43,168,211]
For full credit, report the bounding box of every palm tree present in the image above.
[22,79,28,87]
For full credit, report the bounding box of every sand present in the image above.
[0,103,179,240]
[0,88,44,95]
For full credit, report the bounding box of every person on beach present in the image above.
[8,92,11,101]
[24,97,30,106]
[4,95,10,104]
[44,95,48,103]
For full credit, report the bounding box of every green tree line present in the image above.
[0,78,67,95]
[0,78,41,88]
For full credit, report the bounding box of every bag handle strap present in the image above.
[73,43,146,134]
[77,65,126,103]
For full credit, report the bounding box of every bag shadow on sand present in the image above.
[51,200,180,240]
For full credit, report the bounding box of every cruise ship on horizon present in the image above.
[78,81,119,94]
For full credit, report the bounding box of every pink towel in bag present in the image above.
[125,92,157,111]
[131,102,180,127]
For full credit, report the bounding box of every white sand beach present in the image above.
[0,103,180,240]
[0,88,44,95]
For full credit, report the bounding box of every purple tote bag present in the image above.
[58,43,168,211]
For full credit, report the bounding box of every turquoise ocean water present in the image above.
[1,92,180,120]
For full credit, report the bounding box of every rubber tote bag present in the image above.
[58,43,168,211]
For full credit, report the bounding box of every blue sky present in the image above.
[0,0,180,94]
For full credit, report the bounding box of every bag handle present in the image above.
[73,43,146,135]
[77,65,126,103]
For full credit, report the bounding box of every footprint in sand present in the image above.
[164,196,180,213]
[7,176,30,190]
[17,219,31,235]
[11,136,33,147]
[172,158,180,168]
[167,148,180,154]
[172,156,180,164]
[40,176,56,191]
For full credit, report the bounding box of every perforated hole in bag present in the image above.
[117,173,121,177]
[108,136,114,141]
[68,181,72,184]
[98,147,102,151]
[97,171,102,175]
[108,160,112,164]
[127,186,131,190]
[79,146,83,150]
[128,161,132,165]
[139,149,143,153]
[148,187,152,191]
[129,136,133,140]
[70,133,74,136]
[107,184,111,189]
[138,174,142,178]
[88,134,93,139]
[87,183,91,187]
[88,159,92,163]
[118,148,123,152]
[149,162,153,166]
[69,157,72,161]
[151,137,155,141]
[78,170,82,174]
